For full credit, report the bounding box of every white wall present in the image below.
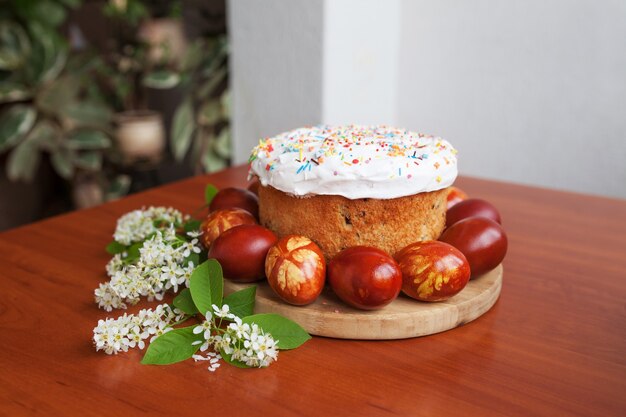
[228,0,324,162]
[229,0,626,199]
[322,0,401,125]
[397,0,626,198]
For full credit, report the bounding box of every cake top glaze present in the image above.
[249,125,458,199]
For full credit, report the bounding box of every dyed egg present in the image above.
[396,241,470,301]
[440,217,508,277]
[265,235,326,305]
[447,186,469,210]
[209,187,259,219]
[328,246,402,310]
[446,198,502,228]
[208,224,277,282]
[199,208,257,248]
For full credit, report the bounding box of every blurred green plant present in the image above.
[98,0,230,173]
[163,36,230,174]
[97,2,151,111]
[103,0,150,26]
[0,0,127,198]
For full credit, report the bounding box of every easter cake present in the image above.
[248,125,458,259]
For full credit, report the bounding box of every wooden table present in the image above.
[1,165,625,416]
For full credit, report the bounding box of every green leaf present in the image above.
[74,151,102,171]
[213,126,231,159]
[189,259,224,315]
[242,314,311,350]
[0,82,32,104]
[41,41,68,83]
[67,130,111,150]
[4,119,59,181]
[202,36,228,70]
[184,252,200,268]
[189,261,213,314]
[180,39,204,72]
[198,100,221,126]
[43,1,68,27]
[6,140,40,182]
[143,71,181,89]
[124,241,143,263]
[223,286,256,318]
[0,105,36,151]
[64,101,112,129]
[37,75,79,115]
[170,99,194,161]
[106,175,131,201]
[103,0,148,25]
[22,1,68,27]
[197,66,227,100]
[183,219,202,233]
[0,22,31,70]
[219,349,251,369]
[50,147,74,179]
[65,51,101,73]
[25,23,68,84]
[205,184,218,205]
[25,120,57,148]
[221,90,231,117]
[202,149,227,173]
[202,259,226,308]
[141,326,203,365]
[173,288,199,315]
[15,1,68,27]
[57,0,81,8]
[106,240,126,255]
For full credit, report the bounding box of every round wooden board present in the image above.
[224,264,503,340]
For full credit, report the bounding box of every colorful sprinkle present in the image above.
[248,125,457,185]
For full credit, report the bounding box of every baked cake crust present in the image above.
[259,185,448,259]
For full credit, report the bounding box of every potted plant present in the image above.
[97,0,230,172]
[0,0,127,218]
[97,0,187,164]
[168,35,231,174]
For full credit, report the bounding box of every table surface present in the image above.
[1,165,625,417]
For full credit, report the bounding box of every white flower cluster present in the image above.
[93,304,185,355]
[95,227,202,311]
[113,206,184,245]
[192,304,279,369]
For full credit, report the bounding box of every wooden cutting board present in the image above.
[223,264,503,340]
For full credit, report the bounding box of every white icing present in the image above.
[249,125,458,200]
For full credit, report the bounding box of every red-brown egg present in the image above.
[265,235,326,305]
[209,187,259,219]
[439,217,508,278]
[446,198,502,228]
[396,241,470,301]
[327,246,402,310]
[447,186,469,210]
[208,224,277,282]
[199,208,257,249]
